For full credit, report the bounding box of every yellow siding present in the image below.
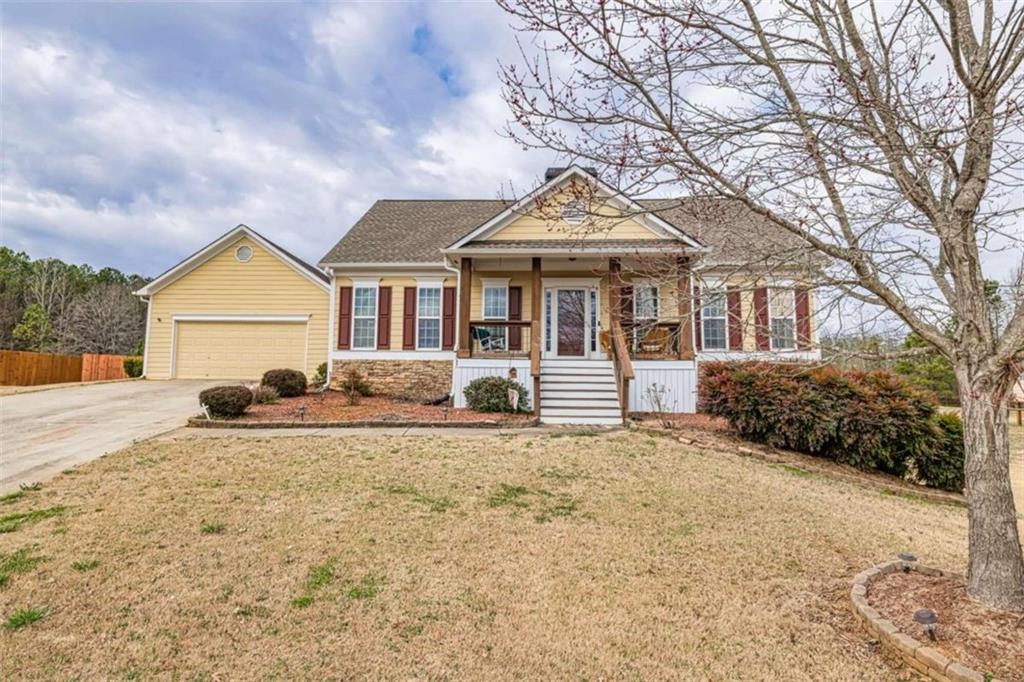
[485,190,661,241]
[333,277,455,351]
[146,236,329,379]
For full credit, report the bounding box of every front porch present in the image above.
[449,253,698,422]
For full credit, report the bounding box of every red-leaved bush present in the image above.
[699,361,964,489]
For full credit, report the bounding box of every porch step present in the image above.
[542,397,619,409]
[538,358,621,425]
[541,376,617,387]
[541,366,615,376]
[541,359,613,368]
[542,388,618,400]
[540,406,622,418]
[541,415,623,426]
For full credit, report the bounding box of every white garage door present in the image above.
[174,320,307,379]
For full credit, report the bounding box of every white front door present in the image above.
[544,286,599,358]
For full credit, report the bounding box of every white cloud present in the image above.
[1,10,561,275]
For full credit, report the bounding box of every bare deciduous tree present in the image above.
[499,0,1024,610]
[62,283,145,355]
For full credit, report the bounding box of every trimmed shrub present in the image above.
[261,369,307,398]
[464,376,530,413]
[699,362,958,482]
[199,385,253,418]
[911,412,965,492]
[123,357,143,378]
[337,367,372,397]
[314,362,328,387]
[250,384,280,405]
[338,367,371,406]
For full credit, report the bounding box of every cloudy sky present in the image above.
[2,2,553,277]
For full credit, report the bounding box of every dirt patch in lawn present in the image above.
[869,571,1024,681]
[0,431,973,680]
[240,393,534,425]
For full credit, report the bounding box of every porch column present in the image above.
[458,257,472,358]
[531,257,542,416]
[609,257,622,328]
[677,256,695,360]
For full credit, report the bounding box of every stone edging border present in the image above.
[636,425,966,508]
[850,559,1001,682]
[187,416,540,429]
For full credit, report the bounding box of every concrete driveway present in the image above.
[1,380,216,492]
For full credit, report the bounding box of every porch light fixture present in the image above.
[912,608,938,641]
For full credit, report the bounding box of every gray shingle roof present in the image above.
[319,200,507,264]
[318,198,811,268]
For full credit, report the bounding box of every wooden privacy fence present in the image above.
[0,350,83,386]
[0,350,142,386]
[81,354,138,382]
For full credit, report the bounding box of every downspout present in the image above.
[443,254,462,407]
[326,267,336,387]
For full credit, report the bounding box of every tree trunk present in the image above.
[960,377,1024,611]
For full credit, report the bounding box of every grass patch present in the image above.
[347,574,385,600]
[383,484,456,513]
[291,560,336,607]
[305,561,335,591]
[775,464,813,478]
[200,522,226,535]
[546,429,603,439]
[71,559,100,572]
[534,497,578,523]
[0,547,45,588]
[5,606,47,630]
[0,506,65,533]
[487,484,531,508]
[0,491,25,505]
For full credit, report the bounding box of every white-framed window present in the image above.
[634,284,658,321]
[416,285,442,350]
[352,285,378,350]
[702,290,728,350]
[481,278,509,350]
[769,287,796,350]
[483,285,508,319]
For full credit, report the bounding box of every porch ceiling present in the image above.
[446,239,690,256]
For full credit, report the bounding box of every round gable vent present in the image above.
[235,245,253,263]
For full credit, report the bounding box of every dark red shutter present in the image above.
[753,287,770,351]
[727,286,743,351]
[442,286,456,350]
[403,287,416,350]
[795,288,811,350]
[693,286,702,351]
[508,286,523,351]
[337,286,352,350]
[377,286,392,349]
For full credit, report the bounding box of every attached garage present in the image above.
[136,225,330,380]
[173,317,310,380]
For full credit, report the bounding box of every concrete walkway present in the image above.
[1,380,217,492]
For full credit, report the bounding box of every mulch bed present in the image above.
[631,412,730,432]
[238,393,535,426]
[869,571,1024,681]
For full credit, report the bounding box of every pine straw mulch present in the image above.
[869,571,1024,682]
[0,430,975,680]
[239,393,535,425]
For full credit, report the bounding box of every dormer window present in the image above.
[562,200,587,224]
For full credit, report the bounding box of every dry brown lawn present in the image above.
[0,429,985,680]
